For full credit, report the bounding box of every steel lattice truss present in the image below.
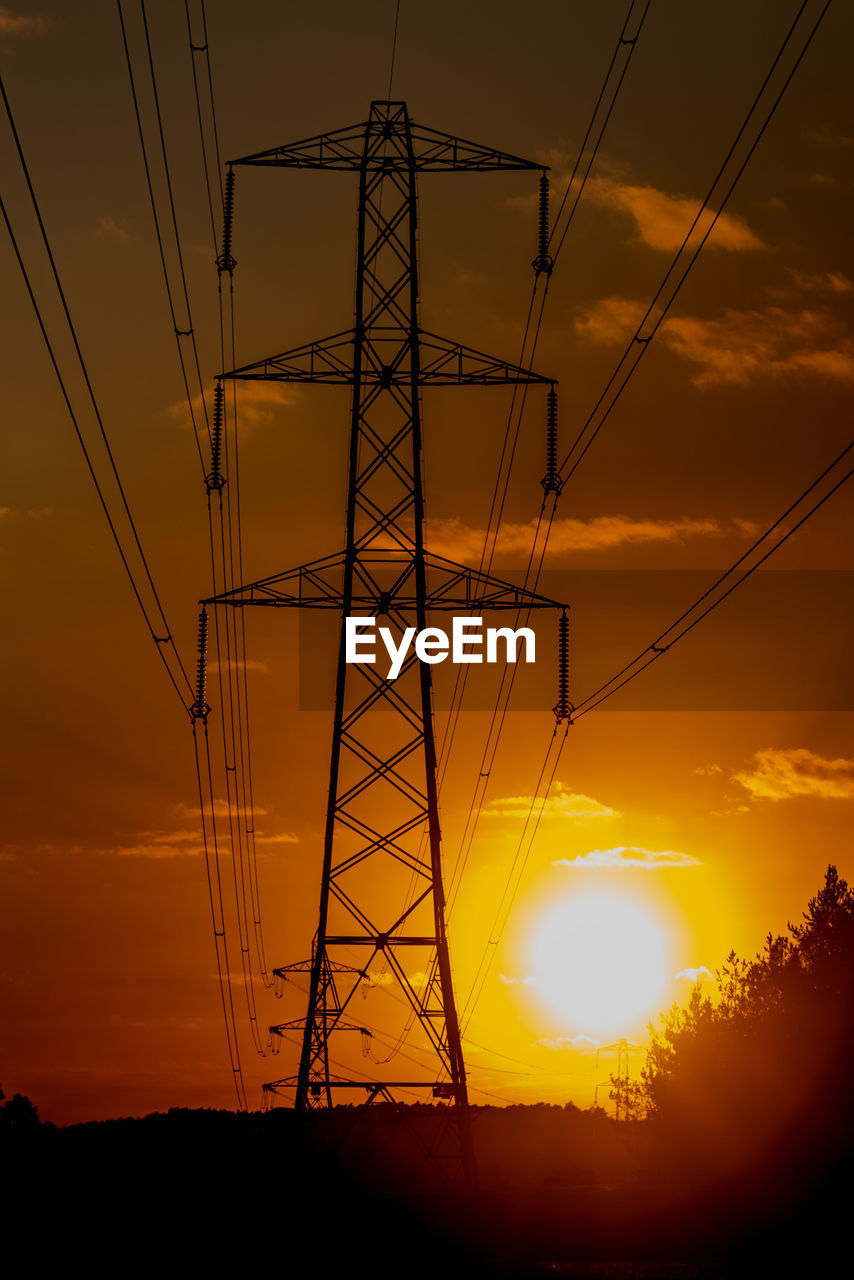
[205,101,563,1182]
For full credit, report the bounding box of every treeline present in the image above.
[4,868,854,1277]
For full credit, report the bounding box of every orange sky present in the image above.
[1,0,853,1124]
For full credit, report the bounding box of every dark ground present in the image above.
[2,1102,850,1279]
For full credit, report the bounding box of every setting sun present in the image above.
[527,891,673,1037]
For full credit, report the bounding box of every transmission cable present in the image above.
[559,0,830,481]
[571,435,854,719]
[0,77,193,715]
[456,1,834,1035]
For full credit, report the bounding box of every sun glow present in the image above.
[527,890,673,1037]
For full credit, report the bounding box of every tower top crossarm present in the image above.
[229,99,545,173]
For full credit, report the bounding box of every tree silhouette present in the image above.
[634,864,854,1180]
[0,1082,42,1133]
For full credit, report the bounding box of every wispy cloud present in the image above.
[498,973,536,986]
[112,829,204,859]
[585,175,764,252]
[105,822,297,858]
[425,512,747,564]
[675,966,714,983]
[577,297,854,389]
[554,846,700,870]
[482,783,619,823]
[209,658,271,675]
[535,1035,600,1051]
[786,268,853,296]
[733,748,854,801]
[97,216,131,246]
[178,799,268,819]
[169,381,299,433]
[514,160,763,253]
[0,8,50,37]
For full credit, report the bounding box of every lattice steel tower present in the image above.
[204,101,564,1180]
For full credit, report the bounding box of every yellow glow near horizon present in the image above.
[527,890,674,1038]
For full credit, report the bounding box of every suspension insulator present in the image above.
[541,385,561,493]
[206,380,226,493]
[192,607,210,720]
[553,608,573,723]
[216,165,237,274]
[532,171,554,277]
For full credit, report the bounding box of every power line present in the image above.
[387,1,402,100]
[0,75,193,715]
[116,0,209,476]
[442,0,653,914]
[572,435,854,719]
[461,723,569,1032]
[559,0,831,481]
[549,0,652,264]
[453,0,834,1037]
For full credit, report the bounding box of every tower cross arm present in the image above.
[228,103,544,173]
[409,122,543,172]
[201,552,567,613]
[218,329,553,387]
[230,121,370,170]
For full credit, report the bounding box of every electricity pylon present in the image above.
[202,100,567,1182]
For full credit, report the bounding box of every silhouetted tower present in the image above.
[203,101,566,1181]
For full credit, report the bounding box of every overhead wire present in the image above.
[381,0,653,1068]
[116,0,208,477]
[571,435,854,719]
[558,0,830,481]
[460,722,569,1033]
[117,0,272,1080]
[386,1,402,100]
[442,0,654,893]
[458,0,834,1035]
[177,0,272,1005]
[0,74,193,716]
[176,0,275,1029]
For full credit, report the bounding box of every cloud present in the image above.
[0,8,50,36]
[787,269,853,296]
[99,829,205,859]
[425,512,744,563]
[535,1035,600,1051]
[585,176,765,252]
[675,966,714,983]
[107,822,297,857]
[169,381,299,433]
[577,297,854,389]
[97,216,131,246]
[554,845,700,870]
[115,843,203,860]
[364,971,393,986]
[482,783,619,823]
[806,126,854,149]
[209,658,270,675]
[178,799,269,819]
[694,764,723,777]
[733,748,854,801]
[498,973,536,986]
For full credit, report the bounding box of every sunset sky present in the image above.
[1,0,853,1124]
